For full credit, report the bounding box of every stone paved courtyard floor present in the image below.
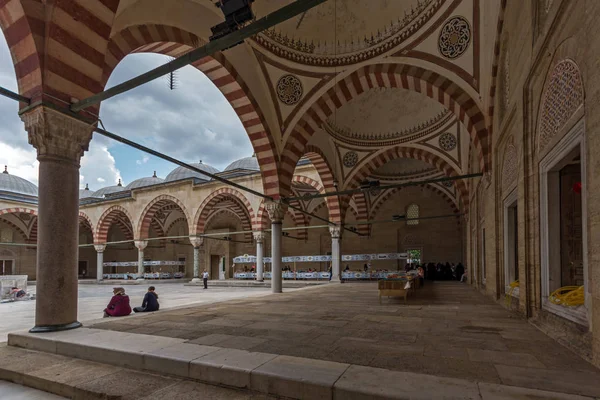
[88,281,600,397]
[0,284,286,342]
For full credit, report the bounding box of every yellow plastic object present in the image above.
[505,280,519,307]
[549,286,585,307]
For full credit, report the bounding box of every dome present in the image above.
[225,155,260,172]
[79,184,97,199]
[0,166,38,196]
[125,171,164,190]
[165,161,219,182]
[93,179,126,198]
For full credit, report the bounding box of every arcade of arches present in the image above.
[1,0,600,372]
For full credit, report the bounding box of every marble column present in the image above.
[266,202,286,293]
[94,244,106,283]
[22,107,93,333]
[134,240,148,279]
[189,237,203,283]
[330,226,342,282]
[253,231,265,282]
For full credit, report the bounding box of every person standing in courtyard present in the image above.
[103,287,131,317]
[202,270,209,289]
[133,286,159,313]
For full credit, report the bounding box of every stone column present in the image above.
[134,240,148,279]
[22,107,93,333]
[253,231,265,282]
[330,226,342,282]
[94,244,106,283]
[266,202,286,293]
[189,237,203,283]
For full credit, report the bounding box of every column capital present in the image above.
[134,240,148,250]
[94,244,106,253]
[266,201,286,222]
[189,237,204,248]
[329,225,342,239]
[253,231,266,243]
[20,106,94,163]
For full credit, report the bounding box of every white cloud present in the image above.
[0,142,38,184]
[136,155,149,165]
[80,141,122,191]
[97,177,106,183]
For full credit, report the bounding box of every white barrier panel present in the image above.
[0,275,28,299]
[233,252,408,264]
[233,271,411,280]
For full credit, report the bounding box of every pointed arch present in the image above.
[350,192,370,235]
[78,212,94,242]
[103,24,280,197]
[95,206,135,244]
[194,188,254,237]
[280,63,488,197]
[137,194,191,240]
[292,175,343,223]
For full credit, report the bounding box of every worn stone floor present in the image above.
[0,380,66,399]
[89,281,600,397]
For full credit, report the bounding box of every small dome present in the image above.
[79,184,96,199]
[93,179,126,198]
[165,161,219,182]
[125,171,164,190]
[0,166,38,196]
[225,155,259,172]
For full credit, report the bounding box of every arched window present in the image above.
[406,204,419,226]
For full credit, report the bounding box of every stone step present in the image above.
[7,329,596,400]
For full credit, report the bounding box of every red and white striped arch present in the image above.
[194,188,254,237]
[280,63,488,197]
[95,205,135,244]
[103,24,280,197]
[137,195,191,240]
[78,211,94,241]
[350,192,370,235]
[205,204,254,242]
[346,146,468,210]
[369,184,460,222]
[292,175,342,224]
[0,207,36,242]
[0,217,28,242]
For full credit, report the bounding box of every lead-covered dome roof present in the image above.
[165,161,219,182]
[224,155,260,172]
[93,179,126,197]
[125,172,164,190]
[79,184,97,200]
[0,166,38,196]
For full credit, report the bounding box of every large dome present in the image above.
[225,155,260,172]
[165,161,219,182]
[0,166,38,196]
[93,179,126,198]
[125,172,164,190]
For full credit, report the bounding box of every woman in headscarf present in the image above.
[103,287,132,317]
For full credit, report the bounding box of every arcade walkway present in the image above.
[82,282,600,397]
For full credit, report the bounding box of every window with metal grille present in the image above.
[406,204,419,225]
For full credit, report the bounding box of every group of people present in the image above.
[405,262,467,282]
[103,286,159,318]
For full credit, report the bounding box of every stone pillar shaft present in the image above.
[189,237,203,283]
[266,202,286,293]
[330,226,342,282]
[135,241,148,279]
[94,245,106,283]
[254,231,265,282]
[22,107,94,333]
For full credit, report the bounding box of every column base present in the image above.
[191,278,202,283]
[256,279,264,282]
[29,321,82,333]
[137,278,145,281]
[329,278,341,283]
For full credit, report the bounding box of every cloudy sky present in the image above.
[0,35,253,191]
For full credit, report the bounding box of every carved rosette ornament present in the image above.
[329,225,342,239]
[253,231,266,243]
[276,75,303,105]
[438,16,471,59]
[265,201,286,223]
[20,107,94,163]
[189,237,204,248]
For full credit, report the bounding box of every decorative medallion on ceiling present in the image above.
[438,132,457,151]
[438,16,471,59]
[276,74,303,105]
[343,151,359,168]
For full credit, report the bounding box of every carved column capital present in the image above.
[266,201,286,223]
[329,225,342,239]
[20,107,94,163]
[94,244,106,253]
[134,240,148,251]
[189,237,204,248]
[253,231,266,243]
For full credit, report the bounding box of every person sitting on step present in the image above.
[103,287,131,317]
[133,286,159,313]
